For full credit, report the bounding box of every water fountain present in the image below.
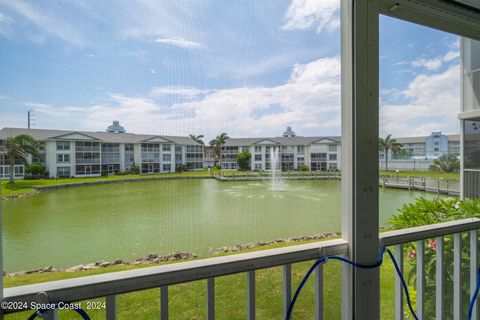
[270,147,287,191]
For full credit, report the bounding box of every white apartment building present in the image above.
[379,132,460,160]
[221,135,341,171]
[0,124,203,179]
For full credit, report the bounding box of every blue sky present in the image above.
[0,0,461,141]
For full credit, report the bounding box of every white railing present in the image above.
[3,218,480,320]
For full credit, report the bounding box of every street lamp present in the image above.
[396,169,400,183]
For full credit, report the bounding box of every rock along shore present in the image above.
[209,232,341,254]
[4,233,342,277]
[4,251,197,278]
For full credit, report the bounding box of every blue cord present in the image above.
[286,247,480,320]
[27,303,91,320]
[468,266,480,320]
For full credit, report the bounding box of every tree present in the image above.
[236,151,251,171]
[1,135,40,184]
[379,134,403,171]
[209,133,230,164]
[429,154,460,173]
[189,134,204,145]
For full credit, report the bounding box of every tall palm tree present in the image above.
[1,135,39,184]
[189,134,205,145]
[379,134,403,171]
[209,133,230,164]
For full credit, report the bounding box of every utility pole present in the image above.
[27,109,35,129]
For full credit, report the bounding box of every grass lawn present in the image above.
[379,169,459,180]
[1,168,458,198]
[3,240,401,320]
[0,168,218,198]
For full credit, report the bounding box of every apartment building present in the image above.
[0,123,203,179]
[379,132,460,160]
[220,134,341,172]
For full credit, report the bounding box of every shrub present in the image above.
[101,170,109,177]
[429,154,460,173]
[236,151,251,171]
[27,163,46,176]
[129,165,140,174]
[300,164,309,171]
[215,164,221,170]
[390,197,480,318]
[175,164,189,173]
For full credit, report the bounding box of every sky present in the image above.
[0,0,462,141]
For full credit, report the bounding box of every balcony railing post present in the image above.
[416,240,425,319]
[314,263,324,320]
[394,244,404,320]
[207,278,215,320]
[160,286,168,320]
[454,233,462,320]
[247,271,255,320]
[106,295,117,320]
[43,309,58,320]
[436,237,444,320]
[471,230,478,320]
[282,264,291,318]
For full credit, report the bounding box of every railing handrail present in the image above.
[4,218,480,313]
[3,239,348,309]
[380,218,480,246]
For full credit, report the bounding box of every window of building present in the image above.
[57,167,71,178]
[297,146,304,153]
[163,144,171,152]
[328,144,337,152]
[163,154,171,162]
[465,120,480,169]
[125,144,134,151]
[254,163,262,171]
[434,148,439,152]
[254,146,262,153]
[163,164,172,172]
[254,154,262,161]
[56,141,70,151]
[329,154,337,161]
[57,154,70,163]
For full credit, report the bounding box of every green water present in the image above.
[1,179,445,272]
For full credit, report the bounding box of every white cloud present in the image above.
[25,56,341,140]
[150,86,208,99]
[0,12,13,24]
[282,0,340,33]
[411,50,459,71]
[154,37,201,49]
[0,0,86,46]
[381,64,460,137]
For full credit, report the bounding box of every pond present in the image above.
[1,179,446,272]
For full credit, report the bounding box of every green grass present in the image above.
[3,240,401,320]
[0,168,218,198]
[379,169,459,180]
[1,168,458,198]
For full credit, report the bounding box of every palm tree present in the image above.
[379,134,403,171]
[429,154,460,173]
[189,134,205,145]
[1,135,40,184]
[209,133,230,164]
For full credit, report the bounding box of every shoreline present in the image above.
[1,172,459,200]
[4,233,342,277]
[1,175,214,200]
